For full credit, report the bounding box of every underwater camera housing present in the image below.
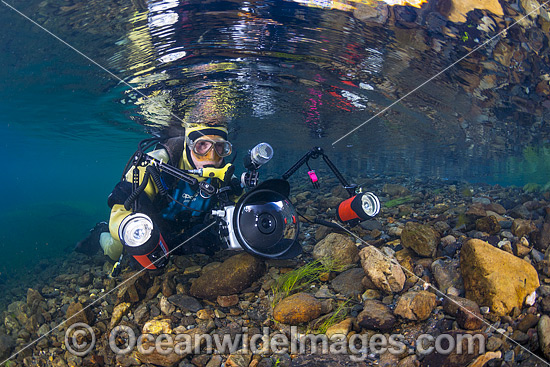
[213,179,301,259]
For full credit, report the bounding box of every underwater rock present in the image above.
[400,222,440,257]
[330,268,366,298]
[159,296,175,315]
[442,295,480,317]
[162,274,176,298]
[273,293,322,325]
[382,184,410,197]
[475,216,501,235]
[538,315,550,360]
[312,233,359,269]
[117,271,150,304]
[167,294,202,312]
[356,299,396,331]
[26,288,44,310]
[517,313,539,332]
[394,290,437,321]
[421,331,486,367]
[135,326,209,366]
[217,295,239,308]
[189,253,265,299]
[109,302,131,329]
[460,239,540,316]
[325,317,353,340]
[291,353,368,366]
[65,302,93,328]
[359,246,405,293]
[431,258,464,295]
[225,350,252,367]
[456,304,484,330]
[511,219,536,239]
[143,319,172,335]
[0,334,14,360]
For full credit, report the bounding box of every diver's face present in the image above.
[190,135,225,168]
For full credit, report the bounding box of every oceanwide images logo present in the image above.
[66,323,486,361]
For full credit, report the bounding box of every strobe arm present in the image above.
[281,147,323,180]
[282,146,356,197]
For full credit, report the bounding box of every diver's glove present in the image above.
[119,213,169,270]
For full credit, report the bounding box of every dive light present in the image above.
[119,213,169,270]
[244,142,273,170]
[336,192,380,223]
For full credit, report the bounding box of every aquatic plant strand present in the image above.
[332,0,550,147]
[331,221,550,366]
[0,221,217,366]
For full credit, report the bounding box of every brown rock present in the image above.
[400,222,440,257]
[325,318,353,340]
[442,295,480,317]
[535,222,550,251]
[273,293,322,325]
[135,326,209,366]
[312,233,359,269]
[456,306,484,330]
[539,315,550,360]
[225,351,252,367]
[421,331,487,367]
[512,219,536,239]
[117,271,151,304]
[109,302,131,329]
[484,203,506,215]
[518,314,539,332]
[357,299,396,331]
[65,302,93,329]
[162,274,176,298]
[26,288,44,310]
[330,268,366,297]
[465,204,487,217]
[475,216,501,235]
[460,239,540,316]
[382,184,410,197]
[394,291,437,321]
[189,253,265,299]
[359,246,405,293]
[217,295,239,308]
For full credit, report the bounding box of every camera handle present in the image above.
[281,146,357,197]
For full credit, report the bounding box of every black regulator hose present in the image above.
[147,165,167,197]
[124,169,151,211]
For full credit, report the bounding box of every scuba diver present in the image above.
[76,123,242,271]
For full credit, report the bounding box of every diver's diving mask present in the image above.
[187,137,233,157]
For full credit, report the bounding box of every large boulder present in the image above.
[400,222,440,257]
[189,253,265,299]
[312,233,359,269]
[460,239,539,316]
[359,246,405,293]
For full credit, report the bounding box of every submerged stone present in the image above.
[460,239,540,316]
[189,253,265,299]
[273,293,322,325]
